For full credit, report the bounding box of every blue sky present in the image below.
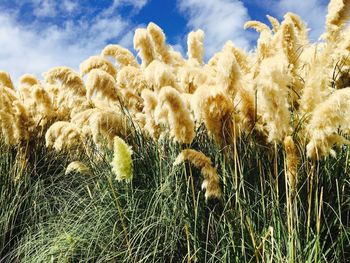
[0,0,330,82]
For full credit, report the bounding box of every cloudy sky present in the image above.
[0,0,329,83]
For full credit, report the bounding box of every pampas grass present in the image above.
[1,1,350,261]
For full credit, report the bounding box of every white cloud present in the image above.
[274,0,328,41]
[62,0,78,13]
[177,0,254,58]
[103,0,148,16]
[32,0,57,17]
[119,0,148,10]
[0,1,148,84]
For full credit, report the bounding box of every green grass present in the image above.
[0,128,350,262]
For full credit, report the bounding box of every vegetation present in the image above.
[1,0,350,261]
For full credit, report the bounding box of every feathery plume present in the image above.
[192,86,235,144]
[134,28,155,67]
[0,71,14,90]
[65,161,91,176]
[187,29,205,65]
[141,89,161,139]
[80,55,117,78]
[266,15,280,33]
[244,20,272,62]
[230,45,252,74]
[174,149,221,200]
[169,49,186,67]
[256,56,291,142]
[280,20,298,66]
[144,60,177,91]
[117,66,146,94]
[147,22,172,64]
[111,136,133,182]
[120,88,144,113]
[215,42,241,96]
[0,85,18,110]
[0,111,17,145]
[12,101,33,142]
[72,108,126,148]
[31,85,57,127]
[325,0,350,41]
[284,12,309,45]
[284,136,299,191]
[101,44,139,68]
[156,86,195,144]
[244,20,271,32]
[177,66,208,94]
[299,59,331,115]
[306,88,350,159]
[85,69,120,102]
[45,121,83,152]
[44,66,86,97]
[19,74,40,87]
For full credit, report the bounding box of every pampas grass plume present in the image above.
[174,149,221,200]
[66,161,91,176]
[187,29,204,64]
[111,136,133,182]
[0,71,14,90]
[134,28,155,67]
[80,55,117,78]
[101,44,139,68]
[156,86,195,144]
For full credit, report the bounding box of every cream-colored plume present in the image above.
[144,60,177,91]
[192,87,235,144]
[155,86,195,144]
[174,149,221,200]
[256,56,291,142]
[19,74,40,87]
[266,15,280,33]
[284,136,299,190]
[0,111,17,145]
[117,66,146,94]
[215,42,241,96]
[325,0,350,41]
[177,66,208,94]
[141,89,161,139]
[284,12,309,45]
[65,161,91,176]
[147,22,172,64]
[244,20,272,63]
[187,29,205,65]
[12,101,34,142]
[71,108,129,149]
[134,28,155,67]
[30,85,57,127]
[45,121,83,152]
[44,66,86,97]
[85,69,120,103]
[306,88,350,159]
[101,44,139,68]
[0,71,14,90]
[120,88,143,113]
[80,55,117,78]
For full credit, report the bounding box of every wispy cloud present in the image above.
[62,0,78,13]
[32,0,57,17]
[177,0,254,58]
[0,0,148,83]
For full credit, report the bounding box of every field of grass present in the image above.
[1,128,350,262]
[1,0,350,262]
